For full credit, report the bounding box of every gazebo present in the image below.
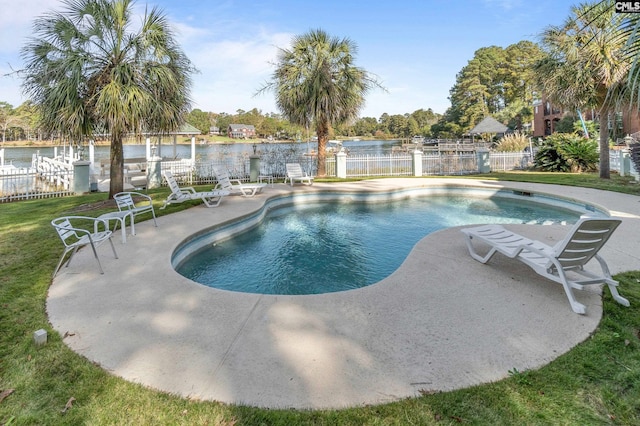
[469,116,508,142]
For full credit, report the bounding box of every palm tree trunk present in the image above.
[316,121,330,177]
[109,134,125,198]
[598,112,610,179]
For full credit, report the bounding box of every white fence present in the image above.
[340,154,413,177]
[1,164,73,202]
[3,148,636,202]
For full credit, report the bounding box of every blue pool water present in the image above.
[176,193,587,295]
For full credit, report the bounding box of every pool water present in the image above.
[176,194,584,295]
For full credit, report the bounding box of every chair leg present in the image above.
[555,267,587,314]
[65,246,81,268]
[108,237,119,260]
[594,255,630,307]
[607,283,630,307]
[129,216,136,236]
[88,242,104,274]
[53,249,72,278]
[202,195,222,207]
[464,236,498,264]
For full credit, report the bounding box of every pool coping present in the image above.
[47,178,640,409]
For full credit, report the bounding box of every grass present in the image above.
[1,172,639,425]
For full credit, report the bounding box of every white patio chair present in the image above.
[161,170,229,208]
[461,217,630,314]
[51,216,119,277]
[285,163,314,186]
[213,167,266,197]
[113,191,158,236]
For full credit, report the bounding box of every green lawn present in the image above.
[1,172,639,425]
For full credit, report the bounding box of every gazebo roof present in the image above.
[469,116,508,134]
[176,122,201,135]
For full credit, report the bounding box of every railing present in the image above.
[422,153,477,175]
[610,149,639,179]
[6,148,637,203]
[159,154,316,186]
[1,165,73,202]
[35,156,73,188]
[342,154,413,177]
[489,151,533,171]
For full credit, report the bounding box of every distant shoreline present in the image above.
[0,137,383,149]
[0,139,299,149]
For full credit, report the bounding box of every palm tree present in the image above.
[259,29,383,176]
[21,0,193,197]
[535,1,630,179]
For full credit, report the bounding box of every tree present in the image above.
[353,116,378,136]
[448,43,543,135]
[21,0,193,197]
[448,46,505,131]
[535,1,629,179]
[503,41,545,108]
[258,29,383,176]
[15,101,41,141]
[0,102,18,144]
[410,108,440,136]
[186,109,210,134]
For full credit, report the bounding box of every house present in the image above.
[533,98,640,140]
[228,124,256,139]
[209,126,220,135]
[533,99,564,137]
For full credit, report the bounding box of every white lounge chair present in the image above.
[285,163,314,186]
[51,216,118,277]
[213,168,266,197]
[461,217,630,314]
[113,191,158,237]
[161,171,229,208]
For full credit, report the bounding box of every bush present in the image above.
[534,133,598,172]
[495,131,530,152]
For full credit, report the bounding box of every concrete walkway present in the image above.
[47,179,640,409]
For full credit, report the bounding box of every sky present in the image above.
[0,0,578,119]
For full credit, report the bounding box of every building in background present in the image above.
[533,98,640,141]
[228,124,256,139]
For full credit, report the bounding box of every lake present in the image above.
[1,139,402,168]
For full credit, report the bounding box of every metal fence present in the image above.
[339,154,413,177]
[423,153,478,175]
[3,148,637,202]
[489,151,533,171]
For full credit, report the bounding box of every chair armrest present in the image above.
[178,187,197,194]
[57,215,109,233]
[93,218,111,233]
[128,191,152,204]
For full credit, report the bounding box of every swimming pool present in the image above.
[175,188,599,295]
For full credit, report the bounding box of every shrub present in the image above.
[534,133,598,172]
[495,131,530,152]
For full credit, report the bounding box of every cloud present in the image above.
[175,22,293,113]
[0,0,59,52]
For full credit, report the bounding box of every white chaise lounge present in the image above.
[461,217,630,314]
[213,168,265,197]
[285,163,314,186]
[161,171,229,208]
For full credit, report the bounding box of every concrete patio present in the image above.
[47,178,640,409]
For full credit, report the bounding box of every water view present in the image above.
[1,139,401,169]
